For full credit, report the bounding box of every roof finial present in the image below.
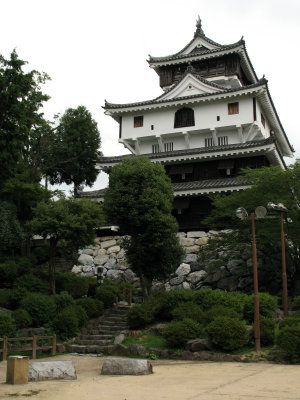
[194,16,204,37]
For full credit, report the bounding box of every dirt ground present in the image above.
[0,354,300,400]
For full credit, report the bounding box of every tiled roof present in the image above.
[173,177,250,191]
[97,137,276,164]
[77,188,106,198]
[104,80,266,110]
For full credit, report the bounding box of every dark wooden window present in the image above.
[205,138,214,147]
[228,102,239,115]
[134,116,143,128]
[152,144,159,153]
[119,117,122,139]
[164,142,173,152]
[253,98,257,121]
[261,113,265,128]
[174,107,195,128]
[218,136,228,146]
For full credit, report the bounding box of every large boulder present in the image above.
[175,263,191,276]
[94,255,109,265]
[106,269,124,282]
[29,360,77,381]
[78,254,93,266]
[186,338,212,352]
[186,270,207,284]
[101,239,117,249]
[101,357,153,375]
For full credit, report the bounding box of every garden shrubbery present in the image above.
[21,293,56,327]
[243,292,277,323]
[11,308,32,329]
[0,313,17,337]
[171,301,204,323]
[276,325,300,362]
[207,316,248,351]
[162,318,203,348]
[76,297,104,318]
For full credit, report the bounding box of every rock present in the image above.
[181,351,194,360]
[164,283,171,291]
[101,239,117,249]
[217,276,238,291]
[185,245,200,254]
[82,265,93,273]
[190,261,201,272]
[116,260,130,270]
[182,281,191,289]
[111,344,129,357]
[187,231,207,238]
[107,245,121,254]
[176,232,186,237]
[186,271,207,284]
[104,258,117,269]
[94,255,109,265]
[195,237,209,246]
[227,259,243,273]
[82,248,94,255]
[71,265,82,274]
[170,276,184,285]
[97,248,107,255]
[197,351,211,361]
[179,237,195,247]
[101,357,153,375]
[106,269,124,282]
[208,230,219,236]
[186,338,212,352]
[29,360,77,381]
[56,344,66,353]
[175,263,191,276]
[114,334,125,345]
[129,344,147,356]
[183,253,197,263]
[124,269,136,283]
[117,249,126,259]
[78,254,93,266]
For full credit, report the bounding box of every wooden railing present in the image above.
[0,335,56,361]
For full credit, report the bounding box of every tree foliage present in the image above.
[104,157,184,296]
[46,106,101,195]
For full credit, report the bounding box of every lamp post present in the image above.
[236,206,267,354]
[267,202,289,317]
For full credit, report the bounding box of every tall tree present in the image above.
[29,197,104,295]
[46,106,101,195]
[104,157,184,297]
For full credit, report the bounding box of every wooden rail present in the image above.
[0,335,56,361]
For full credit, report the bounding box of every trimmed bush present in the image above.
[276,326,300,361]
[207,316,248,351]
[53,308,79,340]
[76,298,104,318]
[71,305,88,327]
[260,318,276,346]
[0,261,18,288]
[204,306,241,325]
[159,289,195,320]
[95,287,117,308]
[127,299,159,329]
[194,289,247,314]
[291,296,300,311]
[162,318,203,348]
[0,313,17,336]
[0,288,27,310]
[54,292,75,312]
[15,274,49,294]
[243,292,277,323]
[56,272,89,298]
[278,317,300,330]
[11,308,32,329]
[21,293,56,327]
[171,302,204,323]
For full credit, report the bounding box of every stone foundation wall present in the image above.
[71,229,254,292]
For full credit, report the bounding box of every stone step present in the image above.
[80,334,113,340]
[100,320,128,327]
[89,327,126,335]
[77,339,113,346]
[68,344,113,354]
[105,316,126,322]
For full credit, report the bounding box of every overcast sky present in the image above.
[2,0,300,192]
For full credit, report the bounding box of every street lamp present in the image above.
[267,202,289,317]
[236,206,267,354]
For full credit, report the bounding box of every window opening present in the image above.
[228,102,239,115]
[205,138,214,147]
[174,107,195,128]
[218,136,228,146]
[164,142,173,152]
[134,116,143,128]
[152,144,160,153]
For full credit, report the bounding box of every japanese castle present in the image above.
[82,17,294,231]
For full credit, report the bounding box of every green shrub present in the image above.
[207,316,248,351]
[278,317,300,330]
[15,274,50,294]
[14,256,34,274]
[101,279,120,298]
[11,308,32,329]
[127,299,159,329]
[159,289,195,320]
[56,272,89,298]
[54,292,75,312]
[95,287,117,308]
[0,261,18,288]
[204,306,241,325]
[276,326,300,361]
[243,292,277,323]
[71,305,88,327]
[21,293,56,327]
[171,302,204,323]
[53,308,79,340]
[260,318,276,346]
[76,298,104,318]
[0,313,17,336]
[194,289,247,314]
[292,296,300,311]
[0,288,27,310]
[162,318,203,348]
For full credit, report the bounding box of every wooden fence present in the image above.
[0,334,56,361]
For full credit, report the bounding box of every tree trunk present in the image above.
[140,275,152,299]
[49,237,57,295]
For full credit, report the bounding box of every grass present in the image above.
[122,330,167,349]
[7,390,42,397]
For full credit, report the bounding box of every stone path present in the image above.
[67,305,129,354]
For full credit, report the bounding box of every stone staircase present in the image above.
[67,305,129,354]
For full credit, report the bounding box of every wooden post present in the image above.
[3,336,8,361]
[251,212,261,354]
[51,335,56,356]
[32,336,37,359]
[281,212,289,317]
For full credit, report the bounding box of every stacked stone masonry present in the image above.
[71,229,258,293]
